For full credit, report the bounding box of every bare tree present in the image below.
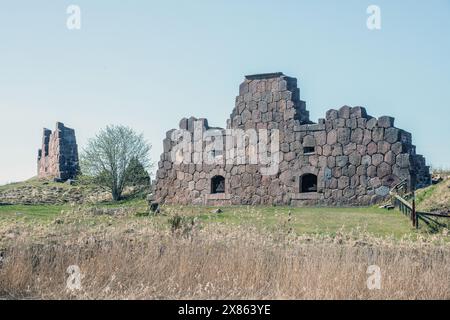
[81,125,151,201]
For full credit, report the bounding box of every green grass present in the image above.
[416,184,438,204]
[163,205,416,238]
[0,204,67,222]
[0,200,431,239]
[416,178,450,213]
[0,198,147,221]
[93,197,147,208]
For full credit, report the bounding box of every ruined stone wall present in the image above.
[153,73,431,206]
[37,122,79,181]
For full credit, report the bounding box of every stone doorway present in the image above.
[300,174,317,193]
[211,175,225,194]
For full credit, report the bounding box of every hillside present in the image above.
[0,178,111,205]
[416,178,450,213]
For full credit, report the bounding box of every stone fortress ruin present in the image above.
[153,73,431,206]
[37,122,79,182]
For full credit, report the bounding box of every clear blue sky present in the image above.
[0,0,449,185]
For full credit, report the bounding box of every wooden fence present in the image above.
[391,183,449,230]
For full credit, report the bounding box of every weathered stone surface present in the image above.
[375,186,390,197]
[367,142,378,155]
[337,128,351,144]
[351,128,364,144]
[377,162,392,178]
[343,143,356,156]
[366,118,377,130]
[396,154,410,168]
[37,122,79,181]
[350,175,359,188]
[332,167,342,178]
[372,127,384,142]
[350,106,367,119]
[326,109,338,120]
[382,174,399,187]
[336,155,349,167]
[322,144,332,156]
[367,165,377,178]
[327,156,336,168]
[369,177,382,188]
[356,165,366,176]
[303,135,315,147]
[385,127,400,144]
[179,118,188,130]
[349,152,361,166]
[338,176,350,189]
[347,118,357,129]
[384,151,395,165]
[333,118,346,128]
[327,130,337,145]
[314,131,327,146]
[356,144,366,156]
[378,141,391,154]
[357,118,367,128]
[361,155,372,166]
[372,154,384,167]
[343,187,355,198]
[391,142,403,155]
[362,129,372,145]
[338,106,351,119]
[378,116,395,128]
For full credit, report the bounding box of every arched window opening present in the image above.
[211,175,225,194]
[300,174,318,193]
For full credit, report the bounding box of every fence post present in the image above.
[412,191,417,229]
[415,212,419,229]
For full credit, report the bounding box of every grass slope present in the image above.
[416,178,450,212]
[0,177,72,191]
[0,201,417,239]
[181,205,414,238]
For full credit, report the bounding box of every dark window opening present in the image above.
[300,174,318,193]
[303,146,315,154]
[211,175,225,194]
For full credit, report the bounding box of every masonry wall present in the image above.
[37,122,79,181]
[153,73,431,206]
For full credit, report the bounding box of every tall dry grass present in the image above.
[0,221,449,300]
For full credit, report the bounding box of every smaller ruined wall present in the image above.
[37,122,79,181]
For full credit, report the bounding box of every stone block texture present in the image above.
[153,73,431,206]
[37,122,79,181]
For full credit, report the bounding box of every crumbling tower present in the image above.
[37,122,79,181]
